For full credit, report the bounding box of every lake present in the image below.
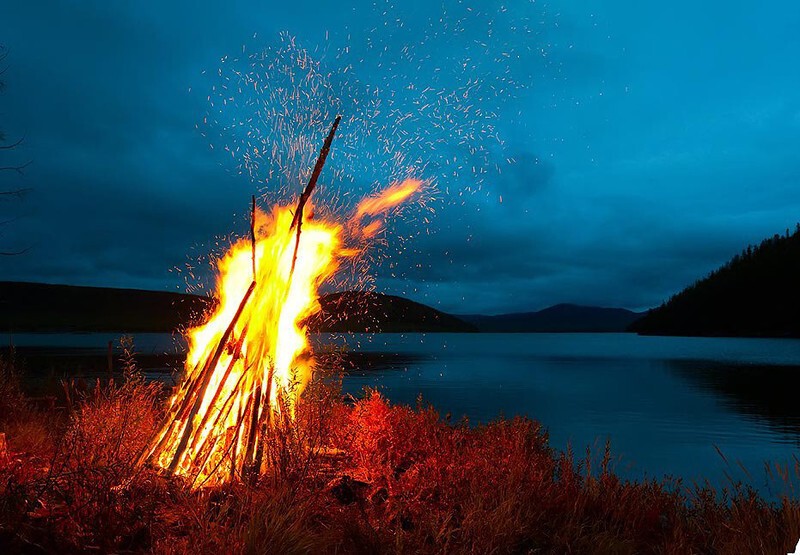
[319,332,800,495]
[6,331,800,495]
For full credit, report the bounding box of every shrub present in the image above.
[3,378,800,553]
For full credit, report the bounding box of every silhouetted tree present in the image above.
[630,225,800,337]
[0,45,32,255]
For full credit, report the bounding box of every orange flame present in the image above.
[355,179,422,217]
[143,181,420,488]
[143,205,340,486]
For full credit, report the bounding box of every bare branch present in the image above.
[0,46,7,84]
[0,246,32,256]
[0,45,29,257]
[0,160,32,174]
[0,188,32,198]
[0,136,24,150]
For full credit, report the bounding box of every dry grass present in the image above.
[2,359,800,554]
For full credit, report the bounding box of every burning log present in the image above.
[141,280,256,474]
[138,114,422,489]
[290,115,341,275]
[165,282,256,473]
[138,117,343,486]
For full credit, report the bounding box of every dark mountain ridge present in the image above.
[629,225,800,337]
[308,291,477,333]
[0,281,475,334]
[460,303,642,333]
[0,281,210,333]
[0,281,642,335]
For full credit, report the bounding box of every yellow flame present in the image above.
[147,205,340,486]
[145,179,421,488]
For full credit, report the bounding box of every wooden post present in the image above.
[0,432,8,468]
[289,115,341,276]
[251,195,257,280]
[107,340,113,377]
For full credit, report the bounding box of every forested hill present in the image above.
[460,304,642,333]
[629,225,800,337]
[0,281,212,333]
[0,282,475,333]
[308,291,477,333]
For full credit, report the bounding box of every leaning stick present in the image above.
[139,351,211,466]
[251,195,257,280]
[165,192,260,475]
[243,115,342,480]
[143,284,252,469]
[141,301,247,466]
[251,367,274,482]
[166,280,256,472]
[190,367,251,487]
[228,398,247,481]
[289,115,341,275]
[185,197,258,463]
[290,115,341,231]
[186,325,248,457]
[242,378,264,480]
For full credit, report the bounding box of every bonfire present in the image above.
[138,116,419,487]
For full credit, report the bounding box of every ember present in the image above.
[139,117,420,487]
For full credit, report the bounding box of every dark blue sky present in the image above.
[0,1,798,314]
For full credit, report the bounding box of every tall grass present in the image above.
[2,357,800,553]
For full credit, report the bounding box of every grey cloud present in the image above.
[1,0,799,316]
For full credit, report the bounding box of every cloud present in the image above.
[0,0,799,315]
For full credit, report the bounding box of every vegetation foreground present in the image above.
[2,354,800,554]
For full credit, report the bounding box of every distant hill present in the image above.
[0,281,211,333]
[308,291,476,333]
[0,282,475,334]
[629,225,800,337]
[460,304,642,333]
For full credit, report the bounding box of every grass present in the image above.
[2,352,800,554]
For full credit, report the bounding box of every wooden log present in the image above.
[237,382,259,480]
[289,115,341,275]
[242,115,342,480]
[242,377,264,481]
[190,366,252,486]
[251,194,257,280]
[186,329,247,458]
[290,115,341,231]
[139,344,225,467]
[166,280,256,473]
[228,399,247,482]
[0,432,8,467]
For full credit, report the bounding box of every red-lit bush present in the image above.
[2,383,800,554]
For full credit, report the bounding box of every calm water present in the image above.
[317,332,800,494]
[7,331,800,494]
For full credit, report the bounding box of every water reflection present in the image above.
[5,331,800,494]
[668,360,800,442]
[317,350,424,374]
